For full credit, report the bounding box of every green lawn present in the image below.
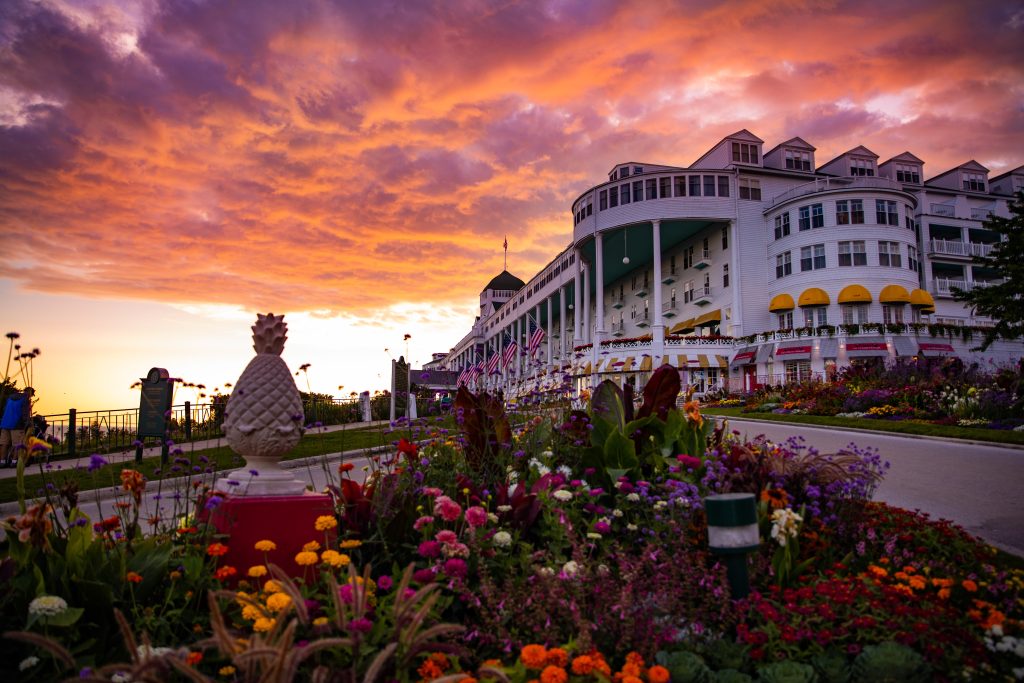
[0,422,435,505]
[705,406,1024,446]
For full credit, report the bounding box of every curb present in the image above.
[711,414,1024,451]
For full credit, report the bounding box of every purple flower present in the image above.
[348,617,373,633]
[204,495,224,511]
[377,575,393,591]
[594,520,611,534]
[417,540,442,558]
[443,558,468,579]
[88,454,108,472]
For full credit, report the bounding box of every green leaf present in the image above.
[588,415,615,449]
[603,430,638,471]
[591,380,626,431]
[39,606,85,627]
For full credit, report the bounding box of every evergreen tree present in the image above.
[953,190,1024,350]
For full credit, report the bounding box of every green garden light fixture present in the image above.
[705,492,759,599]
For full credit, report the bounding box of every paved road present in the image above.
[723,417,1024,557]
[6,418,1023,557]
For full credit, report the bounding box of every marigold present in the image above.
[264,579,284,593]
[215,566,238,580]
[315,515,338,531]
[647,666,670,683]
[418,660,443,680]
[621,677,643,683]
[546,648,568,668]
[266,592,291,612]
[540,666,568,683]
[207,542,229,557]
[625,652,644,667]
[460,678,478,683]
[621,663,642,678]
[241,603,262,621]
[254,540,277,552]
[186,652,203,665]
[521,644,548,669]
[962,579,978,592]
[303,540,321,552]
[339,539,362,549]
[295,551,319,566]
[571,656,594,675]
[126,571,143,583]
[253,617,275,632]
[248,565,267,578]
[322,550,352,568]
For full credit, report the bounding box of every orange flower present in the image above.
[647,666,670,683]
[215,566,238,580]
[546,648,568,668]
[521,644,548,669]
[207,542,229,557]
[540,666,568,683]
[760,488,789,510]
[186,651,203,665]
[621,677,643,683]
[683,400,703,427]
[417,661,443,681]
[962,579,978,593]
[339,462,355,473]
[571,655,594,675]
[120,469,146,503]
[126,571,143,583]
[621,663,642,678]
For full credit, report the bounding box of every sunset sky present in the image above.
[2,0,1023,414]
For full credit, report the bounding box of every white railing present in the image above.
[611,320,625,335]
[930,203,956,217]
[693,286,713,304]
[767,176,903,209]
[932,278,970,296]
[634,312,650,327]
[663,302,678,317]
[925,239,993,257]
[971,207,994,220]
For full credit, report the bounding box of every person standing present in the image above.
[1,386,34,467]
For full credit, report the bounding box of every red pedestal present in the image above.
[200,493,337,583]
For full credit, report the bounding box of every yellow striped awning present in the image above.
[621,357,636,371]
[798,287,830,307]
[769,293,795,312]
[698,354,711,368]
[716,355,728,368]
[879,284,912,304]
[639,355,653,371]
[910,288,935,308]
[670,318,696,334]
[695,309,722,326]
[582,362,592,374]
[838,284,872,304]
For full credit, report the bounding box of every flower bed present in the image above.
[1,366,1022,681]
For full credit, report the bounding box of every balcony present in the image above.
[663,302,679,318]
[694,249,712,269]
[932,277,970,297]
[930,203,956,217]
[971,207,995,220]
[927,239,995,258]
[633,282,650,298]
[766,176,903,209]
[662,269,678,285]
[610,295,625,309]
[692,286,713,306]
[635,312,651,328]
[611,320,625,337]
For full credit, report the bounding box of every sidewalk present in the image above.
[0,420,391,481]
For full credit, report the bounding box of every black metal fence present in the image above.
[36,397,378,460]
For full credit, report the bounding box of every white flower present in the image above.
[770,508,803,547]
[561,560,579,577]
[492,531,512,548]
[19,657,39,671]
[537,567,554,577]
[487,513,499,524]
[654,500,668,509]
[587,532,601,540]
[597,564,610,576]
[557,465,572,478]
[612,509,624,518]
[28,595,68,618]
[552,490,573,502]
[614,480,624,489]
[627,523,638,531]
[541,450,553,458]
[111,673,133,683]
[626,493,640,502]
[497,505,512,513]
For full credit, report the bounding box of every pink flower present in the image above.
[443,558,468,579]
[338,584,354,605]
[418,540,442,558]
[442,542,470,558]
[422,487,443,497]
[465,506,488,528]
[594,520,611,534]
[413,515,435,530]
[676,454,702,469]
[377,575,393,591]
[413,568,436,584]
[435,529,458,544]
[434,495,462,522]
[348,617,373,633]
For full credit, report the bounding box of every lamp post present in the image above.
[705,492,759,599]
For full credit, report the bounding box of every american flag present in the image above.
[487,352,501,375]
[502,341,518,368]
[469,362,483,383]
[457,366,470,387]
[528,325,546,356]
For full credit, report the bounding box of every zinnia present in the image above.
[465,505,488,528]
[521,644,548,669]
[254,540,277,552]
[314,515,337,531]
[433,495,462,522]
[295,551,319,566]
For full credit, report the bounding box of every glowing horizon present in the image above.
[2,0,1022,414]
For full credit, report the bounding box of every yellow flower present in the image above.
[313,616,329,627]
[219,666,236,676]
[264,579,284,593]
[241,603,262,621]
[265,592,292,613]
[321,550,352,568]
[315,515,338,531]
[295,551,319,566]
[302,540,321,552]
[254,540,277,552]
[339,539,362,549]
[253,617,275,632]
[247,565,267,578]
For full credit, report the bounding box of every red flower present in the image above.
[397,438,419,459]
[126,571,143,583]
[214,565,237,580]
[339,462,355,474]
[206,542,229,557]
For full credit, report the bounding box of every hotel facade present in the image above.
[432,130,1024,395]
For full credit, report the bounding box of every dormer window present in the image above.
[610,169,618,181]
[963,172,986,192]
[895,163,921,184]
[784,149,812,171]
[620,167,631,178]
[633,166,643,175]
[850,158,875,176]
[732,142,759,164]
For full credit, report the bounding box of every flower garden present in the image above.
[2,365,1024,682]
[722,357,1024,432]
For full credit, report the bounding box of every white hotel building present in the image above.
[434,130,1024,395]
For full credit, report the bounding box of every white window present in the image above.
[842,304,869,325]
[785,361,812,383]
[774,213,791,239]
[882,304,905,324]
[721,226,729,250]
[777,311,793,329]
[785,149,812,171]
[776,251,792,278]
[738,178,761,200]
[799,203,823,230]
[800,244,826,271]
[683,280,694,303]
[908,246,919,273]
[876,200,899,226]
[850,158,875,176]
[838,241,867,266]
[963,172,986,192]
[723,263,729,288]
[878,241,902,267]
[895,164,920,184]
[803,307,828,327]
[732,142,760,164]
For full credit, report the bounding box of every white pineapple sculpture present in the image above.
[216,313,307,496]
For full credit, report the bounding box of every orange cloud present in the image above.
[1,0,1022,317]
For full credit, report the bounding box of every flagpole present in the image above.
[503,235,508,271]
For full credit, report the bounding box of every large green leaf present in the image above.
[591,380,626,432]
[588,414,615,449]
[603,430,638,471]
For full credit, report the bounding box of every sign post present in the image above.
[359,391,371,422]
[137,367,175,464]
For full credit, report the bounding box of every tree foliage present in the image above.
[953,190,1024,350]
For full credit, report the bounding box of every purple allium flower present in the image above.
[88,454,108,472]
[204,495,224,511]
